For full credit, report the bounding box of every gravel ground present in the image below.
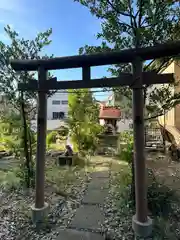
[0,170,90,240]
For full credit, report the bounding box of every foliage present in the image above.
[0,25,53,188]
[46,131,57,146]
[146,83,180,119]
[68,89,103,154]
[111,162,180,239]
[148,179,177,218]
[118,130,133,164]
[0,112,36,187]
[48,143,65,151]
[75,0,180,119]
[58,126,69,137]
[0,112,23,157]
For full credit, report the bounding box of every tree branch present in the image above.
[107,0,135,19]
[127,0,138,46]
[119,20,132,30]
[144,112,164,121]
[138,0,143,27]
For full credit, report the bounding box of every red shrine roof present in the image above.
[99,106,121,119]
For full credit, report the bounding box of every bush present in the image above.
[58,126,69,136]
[147,169,178,218]
[15,158,35,188]
[46,131,57,146]
[118,131,133,164]
[114,167,180,239]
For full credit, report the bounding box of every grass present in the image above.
[48,142,66,151]
[0,169,21,189]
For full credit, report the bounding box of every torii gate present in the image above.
[10,41,180,239]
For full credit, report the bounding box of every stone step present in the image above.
[91,170,110,179]
[82,189,108,205]
[88,178,109,190]
[70,205,104,231]
[56,229,104,240]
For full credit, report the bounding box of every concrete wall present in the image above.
[31,119,67,132]
[47,91,68,120]
[116,119,132,132]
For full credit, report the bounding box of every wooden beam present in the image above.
[10,41,180,71]
[18,72,174,91]
[82,66,91,81]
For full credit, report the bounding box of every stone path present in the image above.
[56,162,111,240]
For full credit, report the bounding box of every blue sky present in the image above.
[0,0,112,100]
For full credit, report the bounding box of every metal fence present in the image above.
[145,127,163,148]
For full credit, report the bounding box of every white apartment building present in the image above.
[47,91,68,120]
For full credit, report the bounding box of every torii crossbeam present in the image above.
[10,41,180,239]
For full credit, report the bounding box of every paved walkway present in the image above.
[56,159,111,240]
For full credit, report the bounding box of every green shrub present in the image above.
[15,158,35,188]
[118,131,133,163]
[147,169,178,218]
[46,131,57,146]
[58,126,69,136]
[153,217,179,239]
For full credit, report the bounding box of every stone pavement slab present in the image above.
[88,178,109,190]
[56,229,105,240]
[91,170,109,178]
[70,205,104,231]
[82,189,108,205]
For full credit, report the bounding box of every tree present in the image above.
[68,89,102,155]
[0,25,53,188]
[75,0,180,118]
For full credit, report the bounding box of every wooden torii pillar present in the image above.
[10,41,180,238]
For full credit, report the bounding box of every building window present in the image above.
[61,100,68,105]
[52,112,65,119]
[52,100,61,105]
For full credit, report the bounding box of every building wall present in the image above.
[156,61,180,129]
[161,61,175,126]
[31,119,67,132]
[47,91,68,120]
[149,61,175,126]
[106,94,115,106]
[116,119,132,132]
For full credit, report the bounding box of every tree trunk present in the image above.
[27,126,35,188]
[21,93,31,188]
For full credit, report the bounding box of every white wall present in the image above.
[47,91,68,120]
[31,119,68,132]
[99,119,105,126]
[117,119,132,132]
